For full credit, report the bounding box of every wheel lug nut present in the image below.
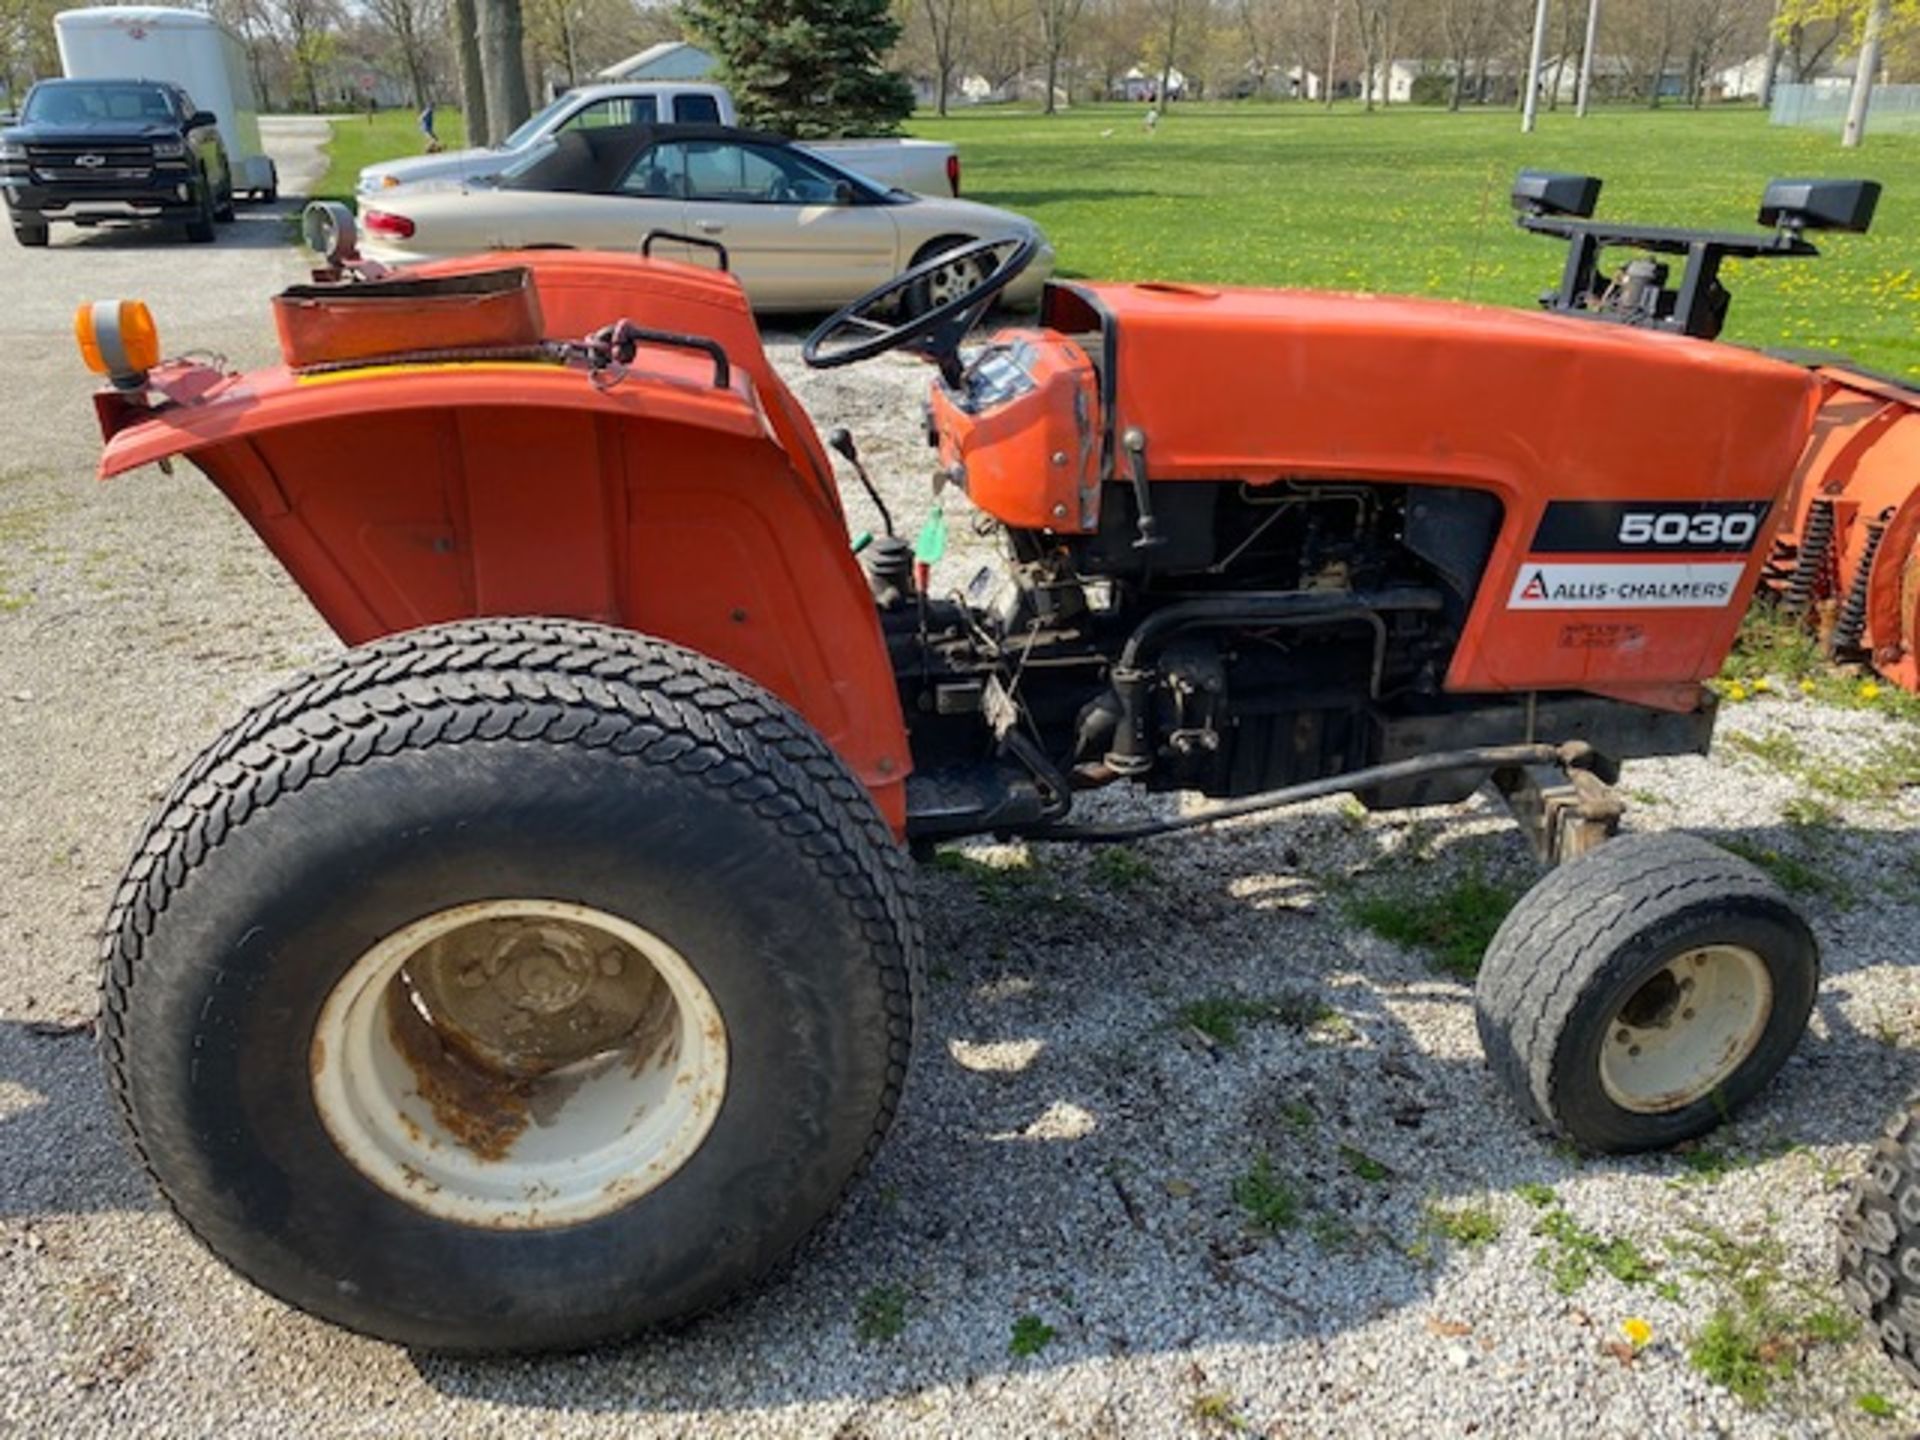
[458,963,486,989]
[599,951,624,977]
[1682,1008,1695,1020]
[1615,1028,1632,1044]
[1628,1045,1642,1057]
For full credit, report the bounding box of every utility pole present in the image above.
[1521,0,1550,132]
[1325,0,1340,109]
[1842,0,1888,149]
[1576,0,1601,118]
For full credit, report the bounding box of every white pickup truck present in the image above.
[358,82,960,199]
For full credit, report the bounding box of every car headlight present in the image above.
[0,140,24,162]
[151,139,186,159]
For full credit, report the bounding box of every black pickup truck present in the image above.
[1,78,233,247]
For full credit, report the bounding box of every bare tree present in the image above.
[1036,0,1088,110]
[450,0,489,142]
[1439,0,1505,109]
[276,0,341,113]
[919,0,971,115]
[1348,0,1394,110]
[477,0,530,138]
[1145,0,1201,107]
[367,0,440,106]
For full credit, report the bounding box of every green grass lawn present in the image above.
[909,102,1919,379]
[317,101,1917,377]
[315,108,469,201]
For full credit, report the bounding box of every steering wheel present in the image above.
[802,233,1039,380]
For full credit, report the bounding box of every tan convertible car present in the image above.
[355,122,1055,313]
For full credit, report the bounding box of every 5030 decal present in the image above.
[1617,510,1760,547]
[1531,499,1772,555]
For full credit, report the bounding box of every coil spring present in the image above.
[1830,508,1893,656]
[1782,497,1835,614]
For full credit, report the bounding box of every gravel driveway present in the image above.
[3,121,1917,1440]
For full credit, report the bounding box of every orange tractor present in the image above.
[81,172,1906,1352]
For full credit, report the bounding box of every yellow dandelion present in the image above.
[1752,677,1773,694]
[1725,682,1749,702]
[1860,681,1883,701]
[1799,679,1817,695]
[1622,1316,1653,1348]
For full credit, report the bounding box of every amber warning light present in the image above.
[75,300,161,388]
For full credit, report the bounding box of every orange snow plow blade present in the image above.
[1761,366,1920,692]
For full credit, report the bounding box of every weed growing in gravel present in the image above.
[1308,1212,1358,1252]
[1514,1182,1558,1208]
[1278,1101,1316,1135]
[1174,989,1337,1048]
[1423,1202,1502,1249]
[1190,1391,1251,1433]
[854,1284,911,1344]
[1339,1145,1392,1184]
[1673,1219,1858,1407]
[1345,867,1523,978]
[1232,1155,1300,1235]
[1721,729,1807,771]
[1531,1209,1677,1299]
[1781,795,1840,830]
[1089,847,1156,890]
[1859,1392,1898,1419]
[1670,1141,1795,1187]
[1723,608,1920,723]
[1008,1313,1057,1357]
[929,848,1083,912]
[1719,837,1854,906]
[1721,724,1920,807]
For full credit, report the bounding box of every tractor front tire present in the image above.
[1474,832,1816,1152]
[100,619,921,1352]
[1841,1097,1920,1387]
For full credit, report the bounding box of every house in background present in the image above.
[1113,65,1185,102]
[596,41,715,84]
[1368,59,1427,104]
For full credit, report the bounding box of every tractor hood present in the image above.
[1048,279,1819,496]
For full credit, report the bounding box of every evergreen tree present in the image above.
[680,0,915,138]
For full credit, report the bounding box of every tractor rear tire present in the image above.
[1841,1096,1920,1388]
[1474,832,1816,1153]
[99,618,921,1352]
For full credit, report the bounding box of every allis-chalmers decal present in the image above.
[1508,561,1744,609]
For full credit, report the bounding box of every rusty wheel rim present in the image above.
[1597,944,1772,1115]
[311,899,728,1229]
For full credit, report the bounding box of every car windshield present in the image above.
[493,137,558,182]
[499,93,575,150]
[24,81,173,125]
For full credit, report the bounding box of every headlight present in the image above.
[151,139,186,159]
[0,140,24,162]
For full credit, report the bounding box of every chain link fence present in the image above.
[1771,82,1920,132]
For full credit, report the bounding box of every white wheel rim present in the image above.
[311,899,727,1229]
[927,255,987,306]
[1598,944,1772,1114]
